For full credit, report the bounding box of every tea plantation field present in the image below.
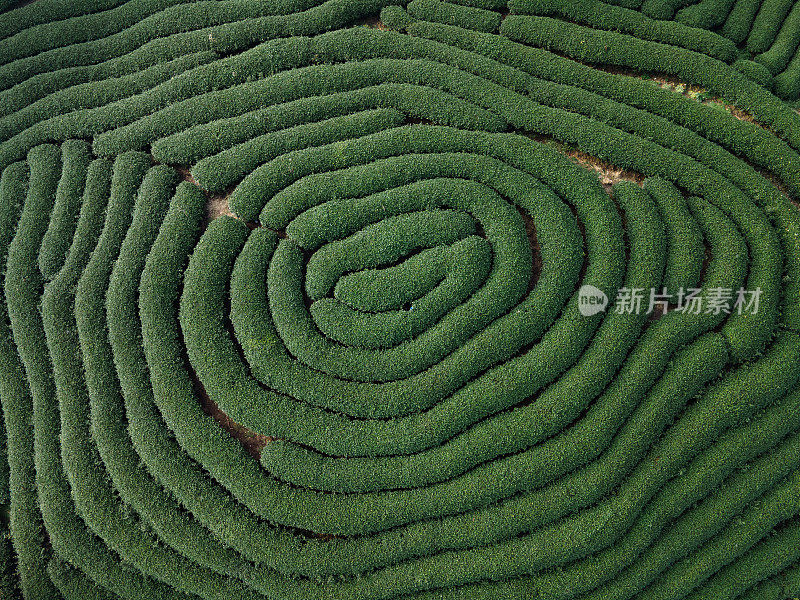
[1,0,800,598]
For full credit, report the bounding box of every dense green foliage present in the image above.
[0,0,799,599]
[561,0,800,101]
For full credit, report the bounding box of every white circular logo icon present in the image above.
[578,285,609,316]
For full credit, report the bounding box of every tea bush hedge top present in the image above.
[0,0,799,599]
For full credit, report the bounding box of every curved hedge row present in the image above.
[0,0,799,599]
[527,0,800,101]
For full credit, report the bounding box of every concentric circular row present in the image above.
[1,1,800,599]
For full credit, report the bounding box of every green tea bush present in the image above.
[752,1,800,74]
[746,0,795,54]
[722,0,761,43]
[509,0,738,61]
[672,0,736,29]
[407,0,502,32]
[1,0,799,599]
[640,0,692,20]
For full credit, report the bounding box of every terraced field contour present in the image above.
[1,0,800,599]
